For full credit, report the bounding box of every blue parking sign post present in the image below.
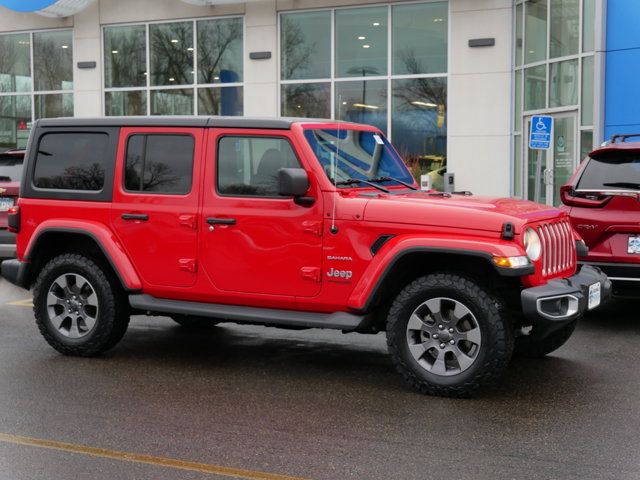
[529,115,553,150]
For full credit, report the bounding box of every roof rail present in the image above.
[610,133,640,143]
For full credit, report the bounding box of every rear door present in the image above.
[568,151,640,263]
[111,127,203,288]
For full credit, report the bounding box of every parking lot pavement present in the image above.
[0,277,639,480]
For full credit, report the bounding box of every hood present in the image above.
[362,191,563,233]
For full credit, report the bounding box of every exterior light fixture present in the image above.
[362,45,371,49]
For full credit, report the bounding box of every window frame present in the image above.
[122,132,196,196]
[277,1,450,138]
[0,27,75,152]
[215,134,303,200]
[101,15,245,117]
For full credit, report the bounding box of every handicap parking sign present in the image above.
[529,115,553,150]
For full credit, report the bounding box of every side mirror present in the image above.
[278,168,309,197]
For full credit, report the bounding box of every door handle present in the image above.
[206,217,236,226]
[122,213,149,221]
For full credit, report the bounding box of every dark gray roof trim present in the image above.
[36,116,354,130]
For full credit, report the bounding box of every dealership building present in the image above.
[0,0,629,204]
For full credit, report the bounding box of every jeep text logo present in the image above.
[327,268,353,280]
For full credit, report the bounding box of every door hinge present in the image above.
[179,259,197,273]
[179,214,197,229]
[302,221,323,236]
[300,267,321,282]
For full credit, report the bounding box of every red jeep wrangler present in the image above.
[1,117,611,397]
[561,134,640,296]
[0,149,25,259]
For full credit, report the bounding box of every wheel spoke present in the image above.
[431,350,447,375]
[84,292,98,307]
[425,298,442,316]
[461,326,481,345]
[68,319,81,338]
[452,346,475,371]
[49,314,66,330]
[81,312,97,332]
[47,292,65,307]
[453,302,471,321]
[408,339,437,361]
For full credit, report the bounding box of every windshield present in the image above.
[303,129,414,187]
[0,154,24,182]
[577,153,640,191]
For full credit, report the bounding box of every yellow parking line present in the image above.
[0,433,310,480]
[6,299,33,307]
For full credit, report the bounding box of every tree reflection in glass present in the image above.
[0,33,31,93]
[104,25,147,88]
[150,22,194,86]
[281,83,330,119]
[33,31,73,91]
[280,12,331,81]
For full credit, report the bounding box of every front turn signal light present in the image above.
[492,255,530,268]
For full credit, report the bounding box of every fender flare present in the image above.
[24,220,142,292]
[348,235,531,312]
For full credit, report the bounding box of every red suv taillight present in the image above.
[560,185,610,208]
[7,206,20,233]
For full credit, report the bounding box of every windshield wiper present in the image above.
[602,182,640,189]
[368,176,417,190]
[335,178,390,193]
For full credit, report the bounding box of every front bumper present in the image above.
[521,265,611,339]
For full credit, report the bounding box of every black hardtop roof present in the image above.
[36,116,355,130]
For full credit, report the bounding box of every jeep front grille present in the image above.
[538,219,576,277]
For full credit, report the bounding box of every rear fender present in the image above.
[25,220,142,291]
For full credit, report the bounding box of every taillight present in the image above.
[7,206,20,233]
[560,185,610,208]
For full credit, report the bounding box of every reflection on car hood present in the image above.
[362,191,564,232]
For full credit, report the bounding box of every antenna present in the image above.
[330,96,342,235]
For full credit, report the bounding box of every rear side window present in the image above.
[124,134,194,194]
[217,136,300,196]
[577,153,640,191]
[0,153,24,182]
[33,133,109,190]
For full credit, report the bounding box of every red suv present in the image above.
[0,149,24,259]
[561,134,640,296]
[1,117,611,397]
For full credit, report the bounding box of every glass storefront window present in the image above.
[581,56,594,126]
[150,89,194,115]
[525,0,547,64]
[104,25,147,89]
[549,59,578,108]
[392,2,447,75]
[105,91,147,116]
[280,11,331,81]
[34,93,73,119]
[33,31,73,91]
[515,4,523,67]
[0,33,31,93]
[335,80,387,134]
[0,95,31,150]
[197,18,243,85]
[580,130,593,160]
[550,0,579,58]
[336,7,387,78]
[583,0,595,53]
[281,83,331,118]
[149,22,194,87]
[198,87,243,116]
[391,78,447,190]
[524,64,546,111]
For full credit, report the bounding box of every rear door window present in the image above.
[578,153,640,191]
[124,134,194,195]
[33,133,109,191]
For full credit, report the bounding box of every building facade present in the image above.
[0,0,612,203]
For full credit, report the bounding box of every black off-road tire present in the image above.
[33,253,130,357]
[170,315,219,329]
[514,320,577,358]
[386,273,514,398]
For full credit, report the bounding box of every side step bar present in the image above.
[129,294,367,331]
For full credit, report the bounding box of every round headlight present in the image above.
[523,228,542,261]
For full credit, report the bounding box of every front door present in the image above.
[200,129,323,297]
[525,112,578,206]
